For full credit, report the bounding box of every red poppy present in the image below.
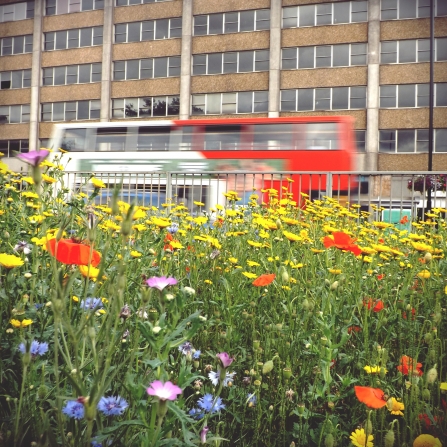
[400,215,409,224]
[402,307,416,320]
[47,238,101,267]
[323,232,362,256]
[364,298,384,312]
[397,355,423,376]
[252,273,276,287]
[354,386,387,409]
[377,274,385,281]
[379,238,385,243]
[164,233,173,242]
[348,325,362,334]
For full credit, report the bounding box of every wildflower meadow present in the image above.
[0,150,446,447]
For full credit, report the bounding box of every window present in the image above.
[0,104,30,124]
[114,19,181,42]
[44,27,103,51]
[282,43,367,69]
[192,50,270,75]
[282,1,368,28]
[280,86,366,111]
[193,10,270,36]
[379,83,440,108]
[0,35,32,56]
[111,96,179,118]
[113,57,180,80]
[379,128,447,152]
[381,0,447,20]
[0,2,34,22]
[116,0,173,5]
[42,64,102,86]
[0,140,29,157]
[191,91,268,115]
[45,0,104,15]
[0,70,31,90]
[41,100,101,121]
[355,130,366,151]
[381,38,447,63]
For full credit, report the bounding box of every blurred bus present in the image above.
[49,116,358,207]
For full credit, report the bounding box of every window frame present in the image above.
[0,139,29,157]
[381,38,447,64]
[378,128,447,153]
[0,69,31,90]
[111,96,180,118]
[41,63,102,86]
[114,19,182,43]
[44,27,103,51]
[112,57,180,80]
[40,100,102,122]
[0,104,31,124]
[0,35,32,56]
[380,0,447,21]
[45,0,103,16]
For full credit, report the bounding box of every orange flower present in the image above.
[400,215,409,224]
[363,298,384,312]
[354,386,387,409]
[252,273,276,287]
[47,238,101,267]
[323,232,361,256]
[397,355,423,376]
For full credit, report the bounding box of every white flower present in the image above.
[152,326,162,334]
[208,370,236,387]
[183,287,196,296]
[137,309,148,319]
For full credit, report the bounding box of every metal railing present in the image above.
[56,170,447,222]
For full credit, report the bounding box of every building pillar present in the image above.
[268,0,281,118]
[366,0,381,171]
[100,0,113,121]
[29,0,43,151]
[179,0,192,119]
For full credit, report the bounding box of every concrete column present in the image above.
[179,0,192,119]
[268,0,281,118]
[365,0,381,171]
[100,0,113,121]
[29,0,43,151]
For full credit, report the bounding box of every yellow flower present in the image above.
[42,173,57,183]
[242,272,258,279]
[10,318,33,328]
[130,250,142,258]
[283,231,302,242]
[91,177,106,188]
[194,201,205,206]
[247,240,263,248]
[150,217,171,228]
[417,270,430,279]
[247,260,260,267]
[132,208,147,220]
[204,279,213,284]
[329,268,342,274]
[440,382,447,390]
[386,397,404,416]
[21,176,34,184]
[363,365,387,375]
[0,253,24,269]
[413,434,442,447]
[372,221,394,229]
[228,257,238,264]
[170,240,184,249]
[72,296,79,302]
[411,241,433,252]
[350,428,373,447]
[21,191,39,199]
[79,265,100,279]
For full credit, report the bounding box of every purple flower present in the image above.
[146,276,178,291]
[147,380,182,401]
[197,394,225,413]
[178,342,193,355]
[167,224,179,234]
[80,297,103,311]
[16,149,50,167]
[62,400,85,419]
[216,352,234,368]
[97,396,128,416]
[200,426,209,444]
[14,241,31,255]
[18,340,49,357]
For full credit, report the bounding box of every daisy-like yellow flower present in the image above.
[91,177,106,188]
[311,248,325,253]
[72,295,80,302]
[413,434,442,447]
[350,428,373,447]
[130,250,142,258]
[228,257,238,264]
[42,173,57,184]
[329,268,342,274]
[242,272,258,279]
[21,191,39,199]
[417,270,430,279]
[204,279,213,284]
[364,365,387,375]
[0,253,24,269]
[372,221,394,229]
[386,397,404,416]
[21,176,34,184]
[440,382,447,390]
[10,318,33,328]
[247,260,260,267]
[247,240,263,248]
[150,217,171,228]
[411,241,433,252]
[283,231,302,242]
[79,265,100,279]
[170,240,184,249]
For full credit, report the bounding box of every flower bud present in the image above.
[365,419,373,437]
[38,384,49,400]
[262,360,274,375]
[24,272,32,279]
[424,252,432,263]
[148,308,158,322]
[324,433,334,447]
[297,403,305,415]
[283,367,292,379]
[330,281,338,290]
[422,388,431,401]
[426,366,438,384]
[384,428,395,447]
[424,332,433,343]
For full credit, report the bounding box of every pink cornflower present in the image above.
[146,276,178,291]
[216,352,234,368]
[146,380,182,401]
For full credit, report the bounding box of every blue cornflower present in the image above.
[97,396,128,416]
[188,408,205,420]
[178,341,193,355]
[197,393,225,413]
[18,340,49,357]
[62,400,85,419]
[80,297,103,311]
[167,224,179,234]
[193,350,201,359]
[35,303,44,310]
[247,393,257,407]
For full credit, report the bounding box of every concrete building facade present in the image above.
[1,0,447,172]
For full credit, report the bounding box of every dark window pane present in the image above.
[142,21,154,41]
[91,63,101,81]
[350,86,366,109]
[399,0,416,18]
[298,89,313,111]
[237,92,252,113]
[128,22,140,42]
[381,0,397,19]
[333,44,349,66]
[332,87,349,109]
[255,10,270,30]
[193,55,207,75]
[399,40,416,63]
[90,100,100,119]
[334,2,350,24]
[13,36,24,54]
[379,130,396,152]
[82,0,94,10]
[2,37,13,55]
[225,12,238,33]
[155,19,169,39]
[281,89,296,111]
[153,97,167,116]
[355,130,366,151]
[438,0,447,16]
[299,5,315,27]
[0,106,9,123]
[253,91,268,112]
[78,100,89,119]
[398,84,415,107]
[316,3,332,25]
[417,129,429,152]
[139,97,152,117]
[65,101,76,120]
[298,46,315,68]
[283,7,298,28]
[169,18,182,38]
[54,66,66,85]
[53,103,64,121]
[437,37,447,61]
[154,57,168,77]
[381,41,397,63]
[418,39,430,61]
[352,1,368,22]
[282,48,297,69]
[43,68,53,86]
[115,24,127,43]
[315,88,330,110]
[436,83,447,106]
[315,46,331,67]
[417,83,429,106]
[194,15,208,36]
[79,64,90,83]
[168,56,180,76]
[141,59,153,78]
[80,28,92,46]
[240,10,254,31]
[68,29,80,48]
[397,129,415,152]
[55,31,66,50]
[255,50,269,71]
[114,61,125,80]
[238,51,254,72]
[436,129,447,152]
[207,53,223,74]
[93,27,102,45]
[380,85,396,107]
[223,52,237,73]
[11,71,22,89]
[23,69,32,87]
[1,72,11,89]
[351,43,367,65]
[10,105,21,123]
[167,96,179,115]
[127,59,140,79]
[67,65,78,84]
[24,35,33,52]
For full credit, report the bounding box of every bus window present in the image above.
[306,123,338,149]
[137,126,171,151]
[60,128,87,151]
[170,126,194,151]
[253,123,297,150]
[203,125,241,150]
[95,127,127,151]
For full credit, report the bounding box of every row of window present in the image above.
[46,0,104,16]
[0,140,29,157]
[382,38,447,63]
[43,64,102,86]
[44,27,103,51]
[0,35,33,56]
[381,0,447,20]
[379,129,447,153]
[380,83,447,108]
[41,100,101,122]
[114,57,180,80]
[116,0,172,4]
[282,44,367,70]
[0,2,33,23]
[0,105,30,124]
[192,51,269,76]
[0,70,31,90]
[281,87,366,112]
[112,96,179,118]
[115,19,182,43]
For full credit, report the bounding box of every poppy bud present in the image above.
[324,433,334,447]
[262,360,274,375]
[297,403,305,415]
[426,366,438,384]
[422,388,431,401]
[424,252,432,262]
[424,332,433,343]
[384,428,395,447]
[38,384,49,400]
[283,367,292,379]
[302,299,310,310]
[330,281,339,290]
